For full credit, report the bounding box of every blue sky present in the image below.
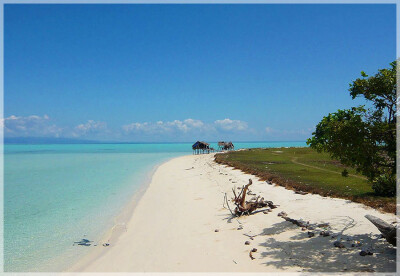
[3,4,396,142]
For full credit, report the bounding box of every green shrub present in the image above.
[372,174,396,197]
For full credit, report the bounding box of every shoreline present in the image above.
[67,155,180,272]
[70,153,397,273]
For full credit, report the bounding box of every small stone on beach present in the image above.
[245,241,250,245]
[334,241,345,248]
[352,241,362,247]
[277,211,287,217]
[215,229,219,232]
[320,231,330,237]
[360,248,373,256]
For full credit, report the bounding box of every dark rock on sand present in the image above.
[277,211,287,217]
[333,241,345,248]
[360,250,373,256]
[320,231,330,237]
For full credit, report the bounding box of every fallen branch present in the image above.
[365,214,397,246]
[249,251,255,260]
[243,233,259,240]
[224,193,235,216]
[231,179,278,216]
[249,248,257,260]
[282,216,308,228]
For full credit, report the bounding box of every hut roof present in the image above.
[192,141,209,149]
[218,141,234,146]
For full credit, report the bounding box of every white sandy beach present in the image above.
[70,153,397,273]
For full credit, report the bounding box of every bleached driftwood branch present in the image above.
[365,214,397,246]
[231,179,278,216]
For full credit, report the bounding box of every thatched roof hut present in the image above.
[218,141,234,150]
[192,141,213,154]
[192,141,210,150]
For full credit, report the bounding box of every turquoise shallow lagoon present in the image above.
[4,142,306,272]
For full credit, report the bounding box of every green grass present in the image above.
[215,147,395,213]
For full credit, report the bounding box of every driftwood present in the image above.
[243,233,259,240]
[231,179,277,216]
[365,214,397,246]
[278,212,311,229]
[249,248,257,260]
[249,251,255,260]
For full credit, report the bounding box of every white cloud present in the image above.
[122,118,206,134]
[2,114,63,137]
[2,114,253,141]
[73,120,108,137]
[183,118,204,128]
[265,127,274,134]
[214,118,248,131]
[122,118,249,137]
[122,122,150,133]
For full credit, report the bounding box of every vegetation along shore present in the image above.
[217,61,397,214]
[215,147,395,213]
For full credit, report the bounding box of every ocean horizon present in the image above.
[4,141,307,272]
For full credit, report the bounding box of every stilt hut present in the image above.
[218,141,234,151]
[192,141,210,154]
[225,141,234,150]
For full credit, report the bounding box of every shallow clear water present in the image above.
[4,142,306,272]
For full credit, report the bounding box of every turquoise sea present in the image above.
[4,141,306,272]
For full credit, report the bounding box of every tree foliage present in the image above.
[307,61,397,196]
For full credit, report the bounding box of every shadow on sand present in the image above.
[255,219,396,273]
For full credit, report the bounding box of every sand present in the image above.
[70,153,397,273]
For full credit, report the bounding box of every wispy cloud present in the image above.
[122,118,206,135]
[1,115,111,140]
[265,126,274,134]
[2,114,63,137]
[122,118,249,136]
[72,120,108,137]
[2,114,309,141]
[214,118,248,132]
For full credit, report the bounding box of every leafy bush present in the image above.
[372,173,396,197]
[308,61,396,197]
